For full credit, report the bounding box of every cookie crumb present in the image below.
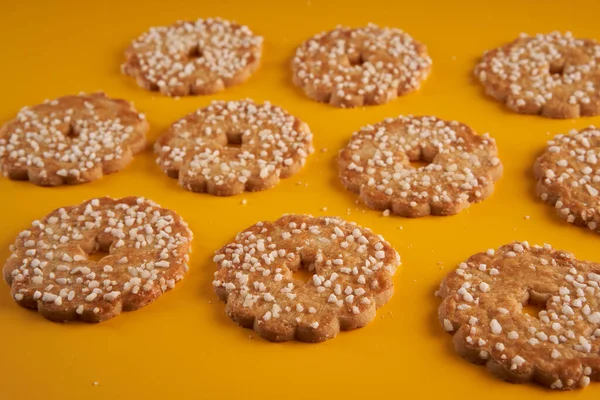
[382,209,390,217]
[241,199,247,205]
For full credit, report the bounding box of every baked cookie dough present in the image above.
[0,93,148,186]
[338,115,502,217]
[438,242,600,390]
[475,32,600,118]
[535,126,600,233]
[155,99,313,195]
[213,214,400,342]
[3,197,193,322]
[292,24,431,108]
[123,18,263,96]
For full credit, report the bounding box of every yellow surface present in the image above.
[1,0,600,398]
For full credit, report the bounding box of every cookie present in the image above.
[437,242,600,390]
[123,18,263,96]
[3,197,193,323]
[534,127,600,233]
[155,100,314,196]
[291,24,431,108]
[0,92,148,186]
[475,32,600,118]
[212,214,400,342]
[338,116,503,217]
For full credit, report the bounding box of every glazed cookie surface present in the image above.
[212,214,400,342]
[0,93,148,186]
[123,18,263,96]
[3,197,193,322]
[438,242,600,390]
[338,115,502,217]
[292,24,431,108]
[155,99,314,196]
[475,32,600,118]
[534,127,600,233]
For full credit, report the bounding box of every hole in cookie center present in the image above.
[86,249,109,263]
[549,62,565,76]
[188,45,203,59]
[348,53,366,66]
[65,123,79,138]
[225,131,243,148]
[292,266,314,283]
[522,302,546,318]
[522,290,548,318]
[410,160,430,169]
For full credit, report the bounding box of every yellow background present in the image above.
[1,0,599,398]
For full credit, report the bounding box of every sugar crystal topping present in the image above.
[212,214,400,341]
[438,242,600,390]
[4,197,192,321]
[292,24,431,107]
[475,32,600,117]
[156,100,313,195]
[339,115,502,217]
[535,126,600,233]
[0,93,147,184]
[123,18,263,96]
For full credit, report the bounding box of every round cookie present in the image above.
[3,197,193,323]
[155,100,314,196]
[437,242,600,390]
[291,24,431,108]
[0,93,148,186]
[123,18,263,96]
[338,116,502,217]
[534,127,600,233]
[212,214,400,342]
[475,31,600,118]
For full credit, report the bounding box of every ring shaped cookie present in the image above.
[535,127,600,233]
[123,18,263,96]
[0,93,148,186]
[212,214,400,342]
[291,24,431,108]
[3,197,193,323]
[475,32,600,118]
[155,100,314,196]
[438,242,600,390]
[338,116,503,217]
